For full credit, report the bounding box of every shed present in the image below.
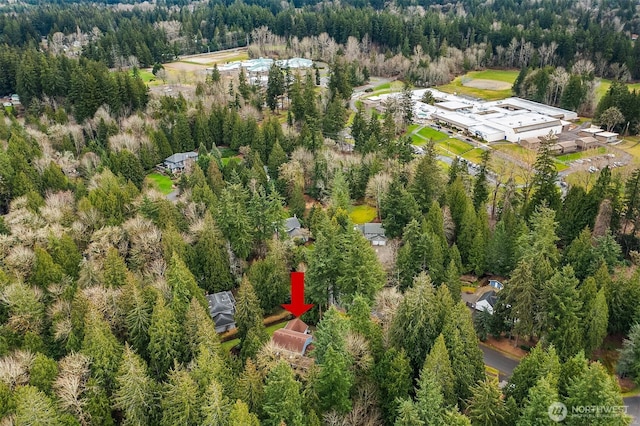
[578,127,602,138]
[576,136,598,150]
[556,140,577,154]
[285,318,310,334]
[595,131,619,143]
[272,328,313,355]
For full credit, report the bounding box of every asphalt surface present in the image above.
[481,343,640,424]
[480,344,519,382]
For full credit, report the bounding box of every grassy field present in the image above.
[437,69,518,101]
[462,148,486,163]
[349,204,377,224]
[617,137,640,163]
[466,69,519,83]
[595,79,640,103]
[417,126,448,141]
[146,173,173,194]
[493,143,530,157]
[221,321,288,352]
[556,146,607,162]
[437,138,474,156]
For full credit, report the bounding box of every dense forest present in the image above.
[1,0,640,424]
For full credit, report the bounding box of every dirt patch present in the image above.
[484,336,529,359]
[463,78,512,91]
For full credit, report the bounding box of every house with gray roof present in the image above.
[164,152,198,173]
[474,290,498,315]
[284,216,309,242]
[206,291,236,333]
[355,223,387,246]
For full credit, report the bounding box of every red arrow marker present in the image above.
[282,272,314,317]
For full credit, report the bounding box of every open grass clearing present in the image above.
[348,204,377,224]
[436,138,473,156]
[146,173,173,195]
[492,143,530,157]
[595,79,640,103]
[466,69,519,83]
[417,126,448,141]
[462,147,486,163]
[221,320,288,352]
[556,147,607,162]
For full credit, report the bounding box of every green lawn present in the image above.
[417,126,448,141]
[466,69,519,84]
[493,143,531,157]
[136,70,156,83]
[146,173,173,195]
[595,79,640,103]
[221,157,241,166]
[556,147,606,162]
[221,321,288,352]
[373,82,391,91]
[437,68,518,101]
[436,138,474,156]
[462,148,486,163]
[555,161,569,172]
[407,124,420,133]
[348,204,377,224]
[219,147,238,158]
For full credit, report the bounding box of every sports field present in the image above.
[437,69,519,101]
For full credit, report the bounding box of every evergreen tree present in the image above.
[248,239,289,314]
[391,273,441,373]
[263,362,304,426]
[503,257,537,341]
[617,322,640,384]
[267,140,287,179]
[160,368,201,426]
[565,362,630,425]
[29,353,58,396]
[166,252,206,320]
[375,348,413,424]
[316,345,354,414]
[217,184,253,259]
[103,247,128,288]
[526,137,561,217]
[114,345,158,426]
[541,266,583,360]
[229,400,260,426]
[82,310,123,394]
[201,380,231,426]
[13,386,61,426]
[235,277,268,358]
[148,296,183,379]
[173,113,194,153]
[582,279,609,355]
[192,213,233,293]
[517,375,559,426]
[237,359,264,415]
[381,177,421,239]
[506,345,561,404]
[423,334,456,407]
[466,379,507,426]
[395,400,425,426]
[472,150,491,211]
[266,64,284,111]
[410,142,443,213]
[414,367,445,426]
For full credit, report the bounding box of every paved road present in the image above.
[166,189,179,202]
[480,344,519,382]
[481,343,640,424]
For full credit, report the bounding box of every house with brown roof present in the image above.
[272,318,313,355]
